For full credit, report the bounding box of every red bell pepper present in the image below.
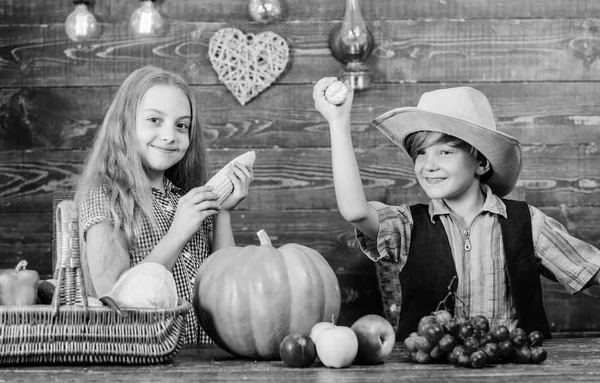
[0,260,40,306]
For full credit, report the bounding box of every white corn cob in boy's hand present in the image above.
[205,151,256,204]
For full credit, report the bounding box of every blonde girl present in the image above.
[75,65,253,344]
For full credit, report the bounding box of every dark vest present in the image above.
[396,199,551,341]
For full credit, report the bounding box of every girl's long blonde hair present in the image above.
[75,65,209,250]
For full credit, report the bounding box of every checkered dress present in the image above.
[79,179,214,344]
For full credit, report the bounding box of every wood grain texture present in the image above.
[2,0,600,23]
[2,0,600,333]
[1,339,600,382]
[2,19,600,87]
[0,18,600,87]
[3,146,600,213]
[2,83,600,151]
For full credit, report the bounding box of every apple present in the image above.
[350,314,396,365]
[309,321,336,344]
[279,332,317,368]
[314,324,358,368]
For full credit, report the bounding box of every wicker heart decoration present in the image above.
[208,27,289,106]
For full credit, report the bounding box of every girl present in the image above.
[75,66,253,344]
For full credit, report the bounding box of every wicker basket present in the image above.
[0,200,191,365]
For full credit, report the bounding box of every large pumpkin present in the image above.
[193,229,341,360]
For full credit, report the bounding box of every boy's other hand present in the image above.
[313,77,354,126]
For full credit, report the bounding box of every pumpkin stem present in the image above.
[256,230,272,246]
[15,260,28,272]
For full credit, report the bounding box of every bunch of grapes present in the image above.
[403,310,548,368]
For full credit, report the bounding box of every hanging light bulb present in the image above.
[328,0,374,90]
[248,0,285,24]
[64,1,99,42]
[129,0,165,37]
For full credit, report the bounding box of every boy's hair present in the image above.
[75,65,209,250]
[405,131,493,182]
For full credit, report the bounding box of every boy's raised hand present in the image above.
[313,77,354,126]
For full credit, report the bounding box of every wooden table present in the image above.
[2,338,600,382]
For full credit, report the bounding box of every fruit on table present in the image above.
[0,260,39,306]
[530,346,547,364]
[527,330,544,347]
[309,321,336,344]
[313,322,358,368]
[490,324,510,342]
[193,230,341,360]
[279,332,317,368]
[471,315,490,333]
[405,308,549,368]
[350,314,396,365]
[434,309,453,329]
[102,262,178,309]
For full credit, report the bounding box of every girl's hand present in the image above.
[170,186,220,241]
[220,161,254,211]
[313,77,354,125]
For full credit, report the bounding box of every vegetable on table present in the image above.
[193,229,341,360]
[101,262,178,309]
[205,150,256,204]
[0,260,40,306]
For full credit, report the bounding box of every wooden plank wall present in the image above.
[2,0,600,333]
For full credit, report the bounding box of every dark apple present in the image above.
[279,332,317,368]
[350,314,396,365]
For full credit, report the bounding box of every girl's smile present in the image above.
[150,145,179,154]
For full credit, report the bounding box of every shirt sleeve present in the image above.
[530,205,600,294]
[79,186,111,241]
[355,201,413,271]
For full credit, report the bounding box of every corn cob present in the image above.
[205,150,256,204]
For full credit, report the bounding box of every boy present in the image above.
[313,77,600,340]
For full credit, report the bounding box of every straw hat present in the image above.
[370,86,522,197]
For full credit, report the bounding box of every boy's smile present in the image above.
[414,142,483,203]
[424,177,446,184]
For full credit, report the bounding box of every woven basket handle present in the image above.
[53,200,89,308]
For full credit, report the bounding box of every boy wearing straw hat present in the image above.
[313,77,600,341]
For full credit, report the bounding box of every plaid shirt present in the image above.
[357,184,600,331]
[80,178,214,344]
